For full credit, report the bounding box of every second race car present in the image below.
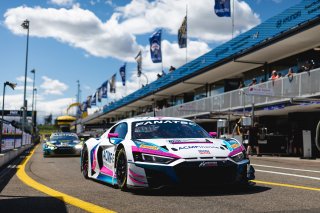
[43,132,82,157]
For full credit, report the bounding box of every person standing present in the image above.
[247,122,261,156]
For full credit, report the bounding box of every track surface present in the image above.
[1,145,320,213]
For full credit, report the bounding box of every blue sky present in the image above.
[0,0,301,122]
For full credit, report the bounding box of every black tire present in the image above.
[81,146,89,179]
[116,148,128,191]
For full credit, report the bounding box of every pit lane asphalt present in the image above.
[1,145,320,213]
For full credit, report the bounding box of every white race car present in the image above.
[80,117,255,190]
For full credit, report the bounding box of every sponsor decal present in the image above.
[168,139,211,144]
[199,161,217,167]
[198,150,210,155]
[135,120,196,127]
[179,145,219,150]
[52,133,77,137]
[140,144,159,150]
[231,143,240,149]
[103,150,114,164]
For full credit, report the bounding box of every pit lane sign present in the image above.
[247,87,274,96]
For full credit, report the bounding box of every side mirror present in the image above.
[209,132,217,138]
[108,133,119,139]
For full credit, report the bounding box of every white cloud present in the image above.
[40,76,68,95]
[84,85,91,90]
[4,5,139,60]
[116,0,260,42]
[15,85,34,91]
[105,71,158,102]
[4,0,260,61]
[50,0,75,6]
[0,92,76,123]
[36,97,74,117]
[105,0,113,6]
[16,76,33,83]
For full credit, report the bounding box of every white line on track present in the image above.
[251,164,320,173]
[255,169,320,180]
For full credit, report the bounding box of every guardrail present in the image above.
[1,122,32,152]
[153,68,320,118]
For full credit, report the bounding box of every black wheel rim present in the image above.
[117,152,127,185]
[82,151,88,176]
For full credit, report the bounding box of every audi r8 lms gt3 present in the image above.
[43,132,82,157]
[80,117,255,190]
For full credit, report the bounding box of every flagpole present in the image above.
[232,0,235,39]
[186,4,188,64]
[161,29,164,74]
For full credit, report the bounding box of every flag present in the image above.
[178,16,187,48]
[119,63,126,86]
[101,81,108,98]
[149,29,162,63]
[135,50,142,77]
[81,101,88,112]
[87,95,92,108]
[109,73,116,93]
[214,0,231,17]
[97,87,102,102]
[81,101,88,118]
[91,92,97,106]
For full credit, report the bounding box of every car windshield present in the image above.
[50,134,78,143]
[132,120,210,139]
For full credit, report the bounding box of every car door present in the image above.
[100,122,128,177]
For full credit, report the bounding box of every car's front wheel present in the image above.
[81,146,89,179]
[116,148,128,191]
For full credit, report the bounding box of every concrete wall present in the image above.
[0,144,33,168]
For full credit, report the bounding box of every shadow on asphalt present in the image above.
[0,149,32,193]
[0,195,67,213]
[130,184,271,196]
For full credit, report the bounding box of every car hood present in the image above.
[133,138,242,158]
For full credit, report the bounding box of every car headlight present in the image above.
[231,152,245,162]
[133,152,174,164]
[74,144,82,149]
[46,143,56,149]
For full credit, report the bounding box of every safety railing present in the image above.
[1,122,32,152]
[153,68,320,118]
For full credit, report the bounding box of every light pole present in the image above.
[34,88,37,112]
[0,81,16,153]
[34,88,37,133]
[31,69,35,137]
[21,19,30,133]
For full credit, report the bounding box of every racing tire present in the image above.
[116,148,128,191]
[81,146,89,179]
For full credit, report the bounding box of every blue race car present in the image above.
[43,132,82,157]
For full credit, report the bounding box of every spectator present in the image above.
[248,78,257,86]
[238,80,245,89]
[278,73,283,78]
[270,70,279,80]
[286,67,294,82]
[169,66,176,72]
[247,122,261,156]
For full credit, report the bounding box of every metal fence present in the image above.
[1,122,31,152]
[153,68,320,118]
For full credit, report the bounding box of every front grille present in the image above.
[55,147,75,154]
[144,168,174,188]
[174,161,238,185]
[144,160,239,188]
